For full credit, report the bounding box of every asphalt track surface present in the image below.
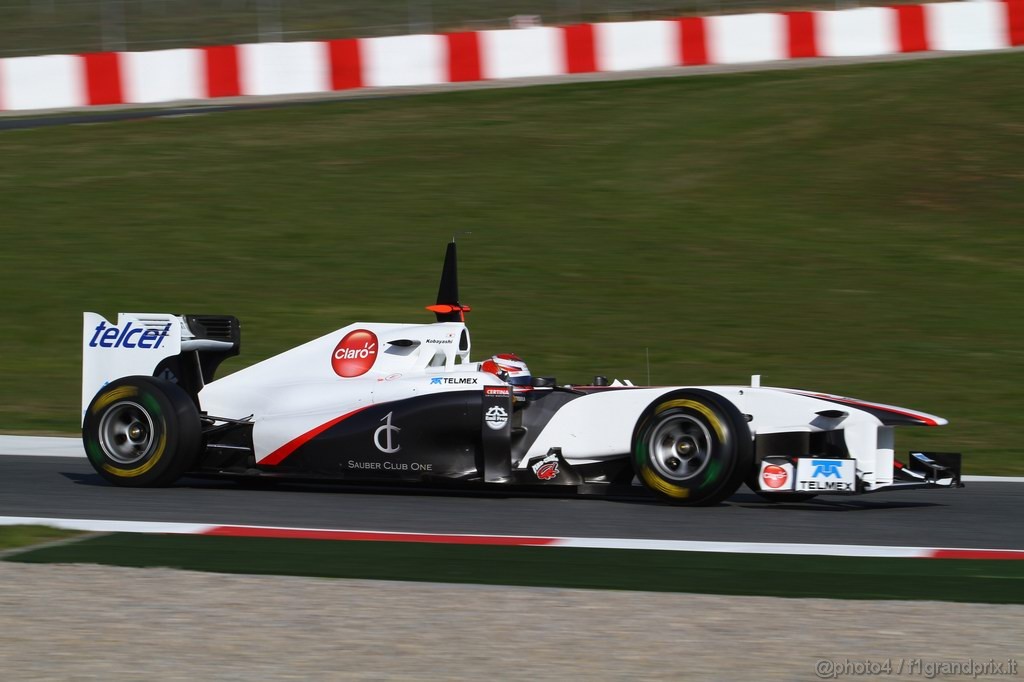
[2,454,1020,550]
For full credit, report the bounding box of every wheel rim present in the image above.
[647,413,713,482]
[98,401,155,465]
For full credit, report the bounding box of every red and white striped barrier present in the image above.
[3,516,1023,559]
[1,0,1022,112]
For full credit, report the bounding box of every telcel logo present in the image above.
[812,460,843,478]
[88,321,170,350]
[332,329,378,377]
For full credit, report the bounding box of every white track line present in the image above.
[0,435,84,457]
[558,538,924,557]
[0,516,213,534]
[959,475,1024,482]
[2,515,1023,559]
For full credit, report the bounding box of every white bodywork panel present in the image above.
[522,385,944,491]
[197,320,504,462]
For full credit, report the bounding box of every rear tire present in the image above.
[632,389,752,506]
[83,376,201,487]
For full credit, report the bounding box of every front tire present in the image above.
[632,389,752,506]
[83,376,201,487]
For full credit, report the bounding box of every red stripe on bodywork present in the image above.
[786,12,819,58]
[82,52,124,105]
[928,549,1024,560]
[894,5,929,52]
[261,405,372,466]
[1008,0,1024,46]
[796,392,940,426]
[678,17,708,66]
[205,526,558,546]
[203,45,241,98]
[328,39,363,90]
[446,32,482,82]
[563,24,597,73]
[833,399,939,426]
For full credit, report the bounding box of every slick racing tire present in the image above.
[632,389,752,506]
[83,376,201,487]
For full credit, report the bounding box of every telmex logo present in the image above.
[812,460,843,478]
[430,377,478,385]
[88,322,171,350]
[332,329,378,377]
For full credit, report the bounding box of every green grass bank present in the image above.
[1,52,1021,473]
[0,525,83,551]
[8,532,1024,603]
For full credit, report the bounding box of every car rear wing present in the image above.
[82,312,240,424]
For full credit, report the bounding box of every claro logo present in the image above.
[332,329,378,377]
[761,465,789,489]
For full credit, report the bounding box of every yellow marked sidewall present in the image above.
[103,430,166,478]
[654,399,725,440]
[641,465,690,499]
[91,385,138,415]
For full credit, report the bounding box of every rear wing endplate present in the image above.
[82,312,183,424]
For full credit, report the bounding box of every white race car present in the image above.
[80,242,962,505]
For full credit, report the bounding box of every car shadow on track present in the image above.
[62,470,640,501]
[728,490,942,511]
[61,472,945,511]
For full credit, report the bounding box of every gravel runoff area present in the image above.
[1,562,1021,681]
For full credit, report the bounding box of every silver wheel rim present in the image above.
[98,401,155,465]
[648,413,713,482]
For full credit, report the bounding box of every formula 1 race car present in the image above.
[80,242,963,505]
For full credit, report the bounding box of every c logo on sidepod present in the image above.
[332,330,378,377]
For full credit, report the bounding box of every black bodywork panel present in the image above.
[198,388,618,488]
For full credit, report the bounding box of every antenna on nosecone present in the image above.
[646,348,651,387]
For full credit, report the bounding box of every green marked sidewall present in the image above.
[698,456,722,491]
[141,393,162,417]
[634,416,651,467]
[84,435,103,465]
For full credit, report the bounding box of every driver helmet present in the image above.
[481,353,532,386]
